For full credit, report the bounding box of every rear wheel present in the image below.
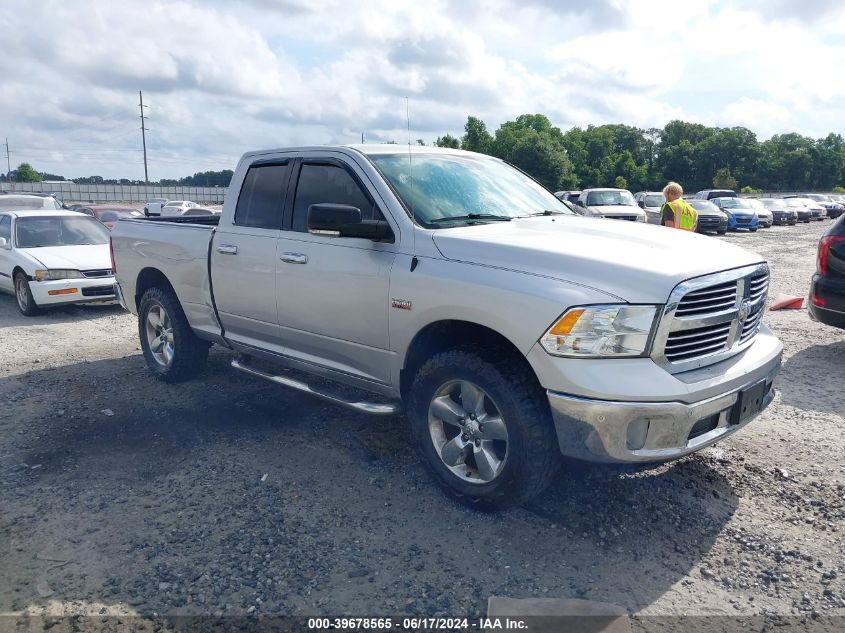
[408,349,560,509]
[139,286,209,382]
[14,272,42,317]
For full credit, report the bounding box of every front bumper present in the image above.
[29,277,116,306]
[548,370,777,463]
[727,215,758,230]
[531,327,783,463]
[695,216,727,233]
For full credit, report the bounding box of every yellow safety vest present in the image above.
[663,199,698,231]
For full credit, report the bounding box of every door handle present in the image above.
[280,252,307,264]
[216,244,238,255]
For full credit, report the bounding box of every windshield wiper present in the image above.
[524,210,567,216]
[430,213,512,224]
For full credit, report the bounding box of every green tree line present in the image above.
[434,116,845,193]
[2,165,234,187]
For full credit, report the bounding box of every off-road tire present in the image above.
[407,348,560,509]
[14,272,42,317]
[138,286,209,383]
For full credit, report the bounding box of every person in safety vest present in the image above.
[660,182,698,231]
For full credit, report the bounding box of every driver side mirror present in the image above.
[307,204,393,242]
[0,237,8,248]
[638,200,645,208]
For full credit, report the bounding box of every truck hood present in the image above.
[17,244,111,271]
[431,216,764,303]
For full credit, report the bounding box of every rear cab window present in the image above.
[234,162,291,229]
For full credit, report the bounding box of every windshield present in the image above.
[689,200,719,213]
[644,194,664,207]
[584,190,636,207]
[368,153,571,225]
[759,199,786,209]
[718,198,753,209]
[15,216,110,248]
[0,196,61,211]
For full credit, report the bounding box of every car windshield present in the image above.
[759,199,786,209]
[718,198,753,209]
[644,194,664,207]
[368,152,571,225]
[0,196,62,211]
[15,216,110,248]
[585,190,636,206]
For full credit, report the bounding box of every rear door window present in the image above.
[234,162,290,229]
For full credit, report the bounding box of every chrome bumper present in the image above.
[547,361,780,463]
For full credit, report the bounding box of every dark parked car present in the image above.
[810,214,845,329]
[781,198,814,223]
[711,197,759,231]
[554,190,582,204]
[687,199,728,234]
[694,189,737,201]
[783,196,827,221]
[634,191,665,224]
[758,198,798,225]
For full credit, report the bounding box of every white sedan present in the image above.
[0,210,116,316]
[160,200,199,217]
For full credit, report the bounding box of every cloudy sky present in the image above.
[2,0,845,180]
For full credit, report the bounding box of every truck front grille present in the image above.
[652,264,769,373]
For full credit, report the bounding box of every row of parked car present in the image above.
[554,187,843,234]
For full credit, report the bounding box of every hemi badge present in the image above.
[391,298,412,311]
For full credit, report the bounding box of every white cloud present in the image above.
[1,0,844,179]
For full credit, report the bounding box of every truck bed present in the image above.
[111,217,221,340]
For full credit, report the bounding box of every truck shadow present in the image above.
[1,352,737,618]
[778,340,845,415]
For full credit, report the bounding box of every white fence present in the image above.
[1,181,228,204]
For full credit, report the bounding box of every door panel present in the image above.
[275,234,395,382]
[275,160,395,383]
[0,216,13,292]
[210,160,290,351]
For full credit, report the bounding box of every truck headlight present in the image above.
[33,269,84,281]
[540,305,659,357]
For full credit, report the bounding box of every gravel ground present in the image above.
[0,220,842,627]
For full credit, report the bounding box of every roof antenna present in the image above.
[406,96,418,271]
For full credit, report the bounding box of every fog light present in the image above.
[626,418,649,451]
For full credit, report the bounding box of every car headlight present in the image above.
[540,305,659,357]
[33,269,84,281]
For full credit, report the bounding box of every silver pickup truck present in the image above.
[111,145,782,507]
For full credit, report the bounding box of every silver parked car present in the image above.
[577,188,647,222]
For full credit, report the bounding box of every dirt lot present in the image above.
[0,220,843,627]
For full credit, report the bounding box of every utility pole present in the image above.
[361,132,365,144]
[4,138,12,191]
[139,90,149,185]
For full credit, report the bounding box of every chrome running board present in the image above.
[231,359,400,416]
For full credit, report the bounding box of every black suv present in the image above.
[810,214,845,329]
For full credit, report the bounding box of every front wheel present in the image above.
[750,228,758,232]
[138,286,209,382]
[14,272,42,317]
[407,349,560,509]
[717,229,727,235]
